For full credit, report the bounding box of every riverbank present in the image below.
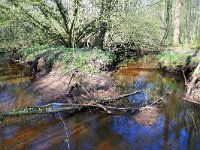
[19,46,119,104]
[157,47,200,103]
[32,64,118,103]
[16,45,186,104]
[157,47,200,72]
[2,51,200,149]
[14,44,200,104]
[15,47,168,124]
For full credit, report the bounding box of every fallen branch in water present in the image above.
[149,95,166,107]
[182,98,200,105]
[139,95,166,111]
[95,90,144,103]
[0,102,130,122]
[0,91,166,122]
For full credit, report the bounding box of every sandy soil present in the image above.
[32,60,117,103]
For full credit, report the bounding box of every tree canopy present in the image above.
[0,0,200,51]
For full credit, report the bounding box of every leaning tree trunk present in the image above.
[186,63,200,102]
[173,0,181,46]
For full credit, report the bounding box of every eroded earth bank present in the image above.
[1,54,200,149]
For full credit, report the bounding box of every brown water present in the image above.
[0,56,200,150]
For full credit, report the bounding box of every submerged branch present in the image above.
[183,99,200,105]
[0,91,165,122]
[96,90,144,103]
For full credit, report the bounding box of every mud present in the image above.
[32,61,117,103]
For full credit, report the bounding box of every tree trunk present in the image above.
[95,0,112,49]
[173,0,181,46]
[161,0,172,45]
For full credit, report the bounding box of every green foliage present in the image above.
[0,2,53,50]
[21,45,115,74]
[0,0,100,50]
[157,50,199,68]
[20,45,49,60]
[193,37,200,48]
[181,0,200,46]
[1,0,200,55]
[157,51,187,67]
[108,0,164,49]
[63,47,116,74]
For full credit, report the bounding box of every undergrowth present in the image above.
[20,45,116,74]
[157,50,199,68]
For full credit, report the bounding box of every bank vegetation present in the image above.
[0,0,200,104]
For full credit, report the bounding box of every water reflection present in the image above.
[1,56,200,149]
[113,58,200,150]
[0,59,41,111]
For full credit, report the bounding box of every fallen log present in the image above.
[0,91,165,122]
[0,105,81,122]
[0,102,134,122]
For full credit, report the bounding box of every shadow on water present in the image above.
[0,57,42,112]
[0,55,200,150]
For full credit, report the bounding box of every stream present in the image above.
[0,56,200,150]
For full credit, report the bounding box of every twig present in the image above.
[66,72,76,94]
[96,90,144,103]
[79,84,94,98]
[182,98,200,105]
[139,95,166,112]
[191,112,199,134]
[149,95,166,107]
[57,112,70,150]
[182,69,188,85]
[89,102,111,114]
